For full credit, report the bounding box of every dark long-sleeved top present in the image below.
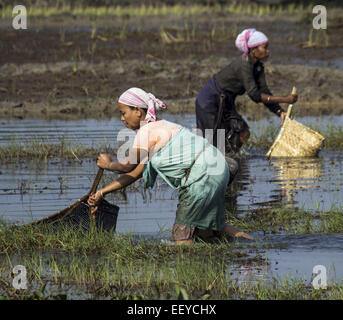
[214,55,284,116]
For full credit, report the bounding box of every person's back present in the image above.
[131,119,182,158]
[215,55,266,104]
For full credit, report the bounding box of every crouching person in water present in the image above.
[88,87,253,244]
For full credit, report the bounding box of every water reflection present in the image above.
[223,152,342,214]
[227,233,343,287]
[1,152,343,229]
[234,264,269,287]
[270,157,324,208]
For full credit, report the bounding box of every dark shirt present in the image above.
[214,55,284,115]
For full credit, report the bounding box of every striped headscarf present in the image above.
[235,28,268,56]
[118,87,166,123]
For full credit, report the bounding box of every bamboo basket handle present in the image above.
[286,87,297,119]
[266,87,297,159]
[89,168,104,195]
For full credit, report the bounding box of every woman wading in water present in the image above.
[196,28,298,157]
[88,87,253,244]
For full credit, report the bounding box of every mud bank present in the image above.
[0,12,342,120]
[1,59,343,120]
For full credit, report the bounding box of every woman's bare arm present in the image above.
[97,148,148,173]
[87,160,146,206]
[261,93,298,105]
[102,161,145,195]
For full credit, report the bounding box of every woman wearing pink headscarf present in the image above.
[196,28,298,159]
[88,87,253,244]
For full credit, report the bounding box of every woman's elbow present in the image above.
[112,165,133,174]
[122,163,138,173]
[249,93,262,103]
[246,89,262,103]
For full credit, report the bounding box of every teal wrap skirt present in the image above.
[143,128,230,231]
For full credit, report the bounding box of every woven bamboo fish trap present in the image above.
[30,168,119,232]
[266,88,325,158]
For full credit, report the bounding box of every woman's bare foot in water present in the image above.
[172,224,253,245]
[174,239,193,245]
[222,223,254,240]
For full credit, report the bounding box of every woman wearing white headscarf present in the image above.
[88,87,253,244]
[196,28,298,157]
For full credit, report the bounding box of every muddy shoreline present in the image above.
[1,12,343,120]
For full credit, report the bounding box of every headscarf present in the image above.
[118,87,166,122]
[235,28,268,56]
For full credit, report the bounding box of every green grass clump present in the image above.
[1,217,343,299]
[227,207,343,235]
[0,222,241,299]
[0,137,116,162]
[321,125,343,150]
[238,276,343,300]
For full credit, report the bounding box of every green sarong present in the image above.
[143,128,229,231]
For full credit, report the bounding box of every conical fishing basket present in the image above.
[34,197,119,232]
[30,168,119,232]
[266,117,325,158]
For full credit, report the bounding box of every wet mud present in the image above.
[0,13,343,120]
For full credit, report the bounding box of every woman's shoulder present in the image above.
[225,55,254,75]
[141,119,182,133]
[154,119,182,128]
[225,55,244,68]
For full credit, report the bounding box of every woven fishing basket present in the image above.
[266,117,325,158]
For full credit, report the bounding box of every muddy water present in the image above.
[1,114,343,223]
[238,152,343,213]
[1,114,343,227]
[1,113,343,146]
[2,152,342,225]
[1,114,343,284]
[0,114,195,147]
[230,233,343,288]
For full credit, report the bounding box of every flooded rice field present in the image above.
[1,114,343,293]
[2,113,343,147]
[1,114,343,222]
[0,114,195,147]
[3,150,341,229]
[1,0,343,300]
